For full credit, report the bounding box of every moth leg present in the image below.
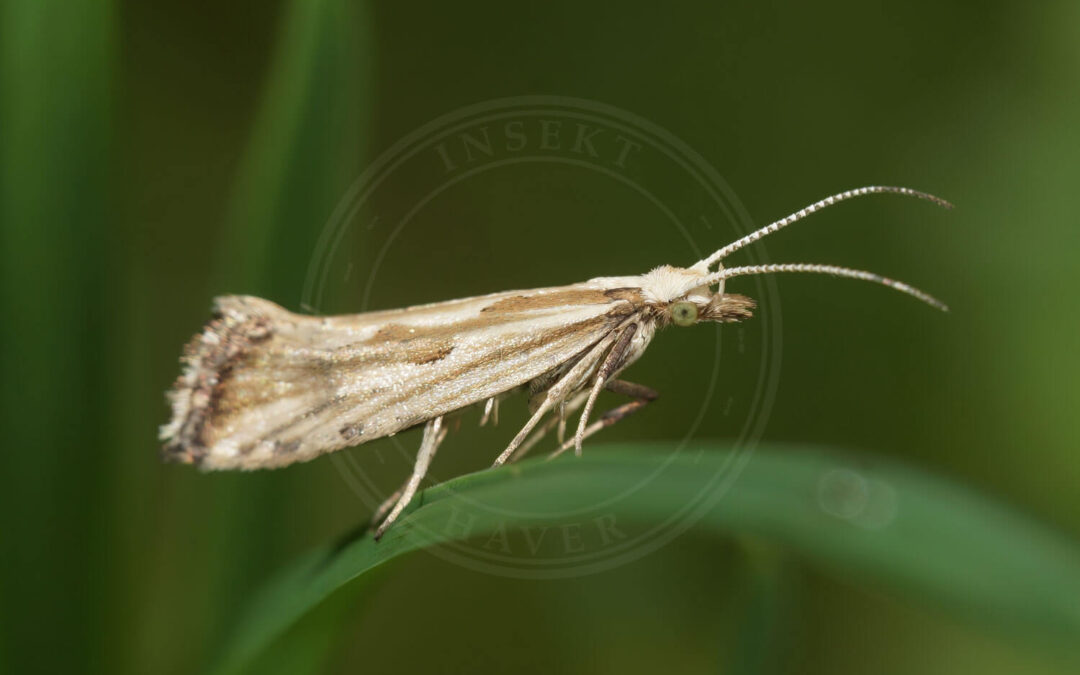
[374,416,447,540]
[509,391,588,464]
[369,487,403,528]
[550,379,659,460]
[491,390,565,467]
[556,402,568,445]
[573,326,638,456]
[479,397,495,426]
[479,396,502,427]
[492,332,618,466]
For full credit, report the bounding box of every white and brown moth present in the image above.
[161,185,951,538]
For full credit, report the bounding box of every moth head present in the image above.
[640,264,755,327]
[664,286,756,328]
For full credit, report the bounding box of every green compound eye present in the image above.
[670,301,698,327]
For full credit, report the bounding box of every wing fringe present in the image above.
[159,296,283,466]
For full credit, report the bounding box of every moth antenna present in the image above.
[694,186,953,271]
[705,263,949,312]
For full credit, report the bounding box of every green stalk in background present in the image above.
[220,0,371,299]
[176,1,374,672]
[0,0,115,672]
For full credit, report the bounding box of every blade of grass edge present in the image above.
[210,444,1080,674]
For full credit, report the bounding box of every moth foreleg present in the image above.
[604,379,660,401]
[373,416,447,541]
[551,379,659,460]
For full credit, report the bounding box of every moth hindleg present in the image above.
[479,396,500,427]
[374,416,447,540]
[369,486,403,529]
[551,379,659,460]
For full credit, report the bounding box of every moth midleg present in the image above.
[510,391,589,464]
[373,416,447,540]
[550,379,659,460]
[491,332,618,467]
[573,324,638,455]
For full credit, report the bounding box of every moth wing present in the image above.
[162,281,646,470]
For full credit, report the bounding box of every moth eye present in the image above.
[670,301,698,327]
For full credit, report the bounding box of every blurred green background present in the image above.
[3,0,1080,673]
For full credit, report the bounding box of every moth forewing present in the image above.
[161,281,649,470]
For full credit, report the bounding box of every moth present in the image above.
[161,185,951,538]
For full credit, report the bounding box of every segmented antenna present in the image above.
[704,263,949,311]
[694,186,953,271]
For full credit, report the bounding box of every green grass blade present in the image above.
[210,445,1080,673]
[191,1,374,670]
[728,540,795,675]
[0,1,114,671]
[219,0,372,295]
